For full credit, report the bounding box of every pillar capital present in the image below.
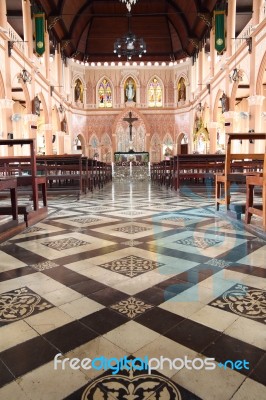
[247,95,265,106]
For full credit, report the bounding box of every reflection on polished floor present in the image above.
[0,181,265,400]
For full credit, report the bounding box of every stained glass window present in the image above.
[98,79,112,108]
[148,78,162,107]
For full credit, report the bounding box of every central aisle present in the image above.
[0,182,265,399]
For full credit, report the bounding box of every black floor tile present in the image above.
[79,308,128,335]
[155,278,195,295]
[135,307,184,334]
[0,360,15,388]
[43,321,98,353]
[204,334,265,376]
[87,287,128,306]
[0,266,36,282]
[0,337,58,378]
[70,279,108,296]
[135,287,168,306]
[43,266,91,286]
[249,354,266,385]
[164,319,221,353]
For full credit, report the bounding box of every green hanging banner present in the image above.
[34,13,45,56]
[214,11,225,54]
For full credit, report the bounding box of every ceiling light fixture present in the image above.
[119,0,138,12]
[114,13,146,60]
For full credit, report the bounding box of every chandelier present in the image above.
[119,0,138,12]
[114,14,146,60]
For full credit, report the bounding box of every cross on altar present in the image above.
[123,111,138,141]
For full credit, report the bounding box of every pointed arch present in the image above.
[213,89,224,122]
[0,69,6,98]
[147,75,164,107]
[256,51,266,95]
[36,92,49,123]
[96,76,113,108]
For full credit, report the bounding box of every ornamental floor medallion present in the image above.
[0,287,54,326]
[98,255,164,278]
[209,283,266,324]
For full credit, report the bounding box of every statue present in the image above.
[125,80,135,102]
[178,78,186,102]
[74,80,83,102]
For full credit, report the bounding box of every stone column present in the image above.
[22,0,33,58]
[253,0,263,25]
[208,122,219,153]
[0,0,7,29]
[209,29,215,78]
[247,95,265,152]
[227,0,236,57]
[223,111,239,152]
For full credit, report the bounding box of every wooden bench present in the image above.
[0,139,48,235]
[245,153,266,231]
[172,154,225,190]
[0,177,18,221]
[215,133,266,211]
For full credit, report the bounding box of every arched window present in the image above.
[148,78,162,107]
[98,79,112,108]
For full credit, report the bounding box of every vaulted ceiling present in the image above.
[7,0,254,62]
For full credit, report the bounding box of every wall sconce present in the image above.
[196,102,204,112]
[8,40,28,57]
[239,111,250,119]
[245,37,252,53]
[58,103,65,113]
[50,85,63,96]
[229,68,243,83]
[18,68,32,84]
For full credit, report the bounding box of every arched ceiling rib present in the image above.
[34,0,218,61]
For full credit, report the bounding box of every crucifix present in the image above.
[123,111,138,142]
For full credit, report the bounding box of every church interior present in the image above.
[0,0,266,399]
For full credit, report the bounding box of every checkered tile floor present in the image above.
[0,181,266,399]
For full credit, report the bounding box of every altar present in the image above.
[113,152,150,181]
[114,151,149,165]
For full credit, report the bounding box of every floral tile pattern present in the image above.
[209,284,266,324]
[79,368,193,400]
[160,216,191,222]
[41,237,89,251]
[98,255,164,278]
[30,260,59,271]
[0,287,53,326]
[24,226,44,233]
[70,217,100,224]
[120,240,143,247]
[113,225,152,234]
[110,296,153,319]
[205,259,232,268]
[175,236,222,249]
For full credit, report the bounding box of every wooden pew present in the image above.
[245,153,266,230]
[215,133,266,212]
[172,154,225,190]
[0,139,48,230]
